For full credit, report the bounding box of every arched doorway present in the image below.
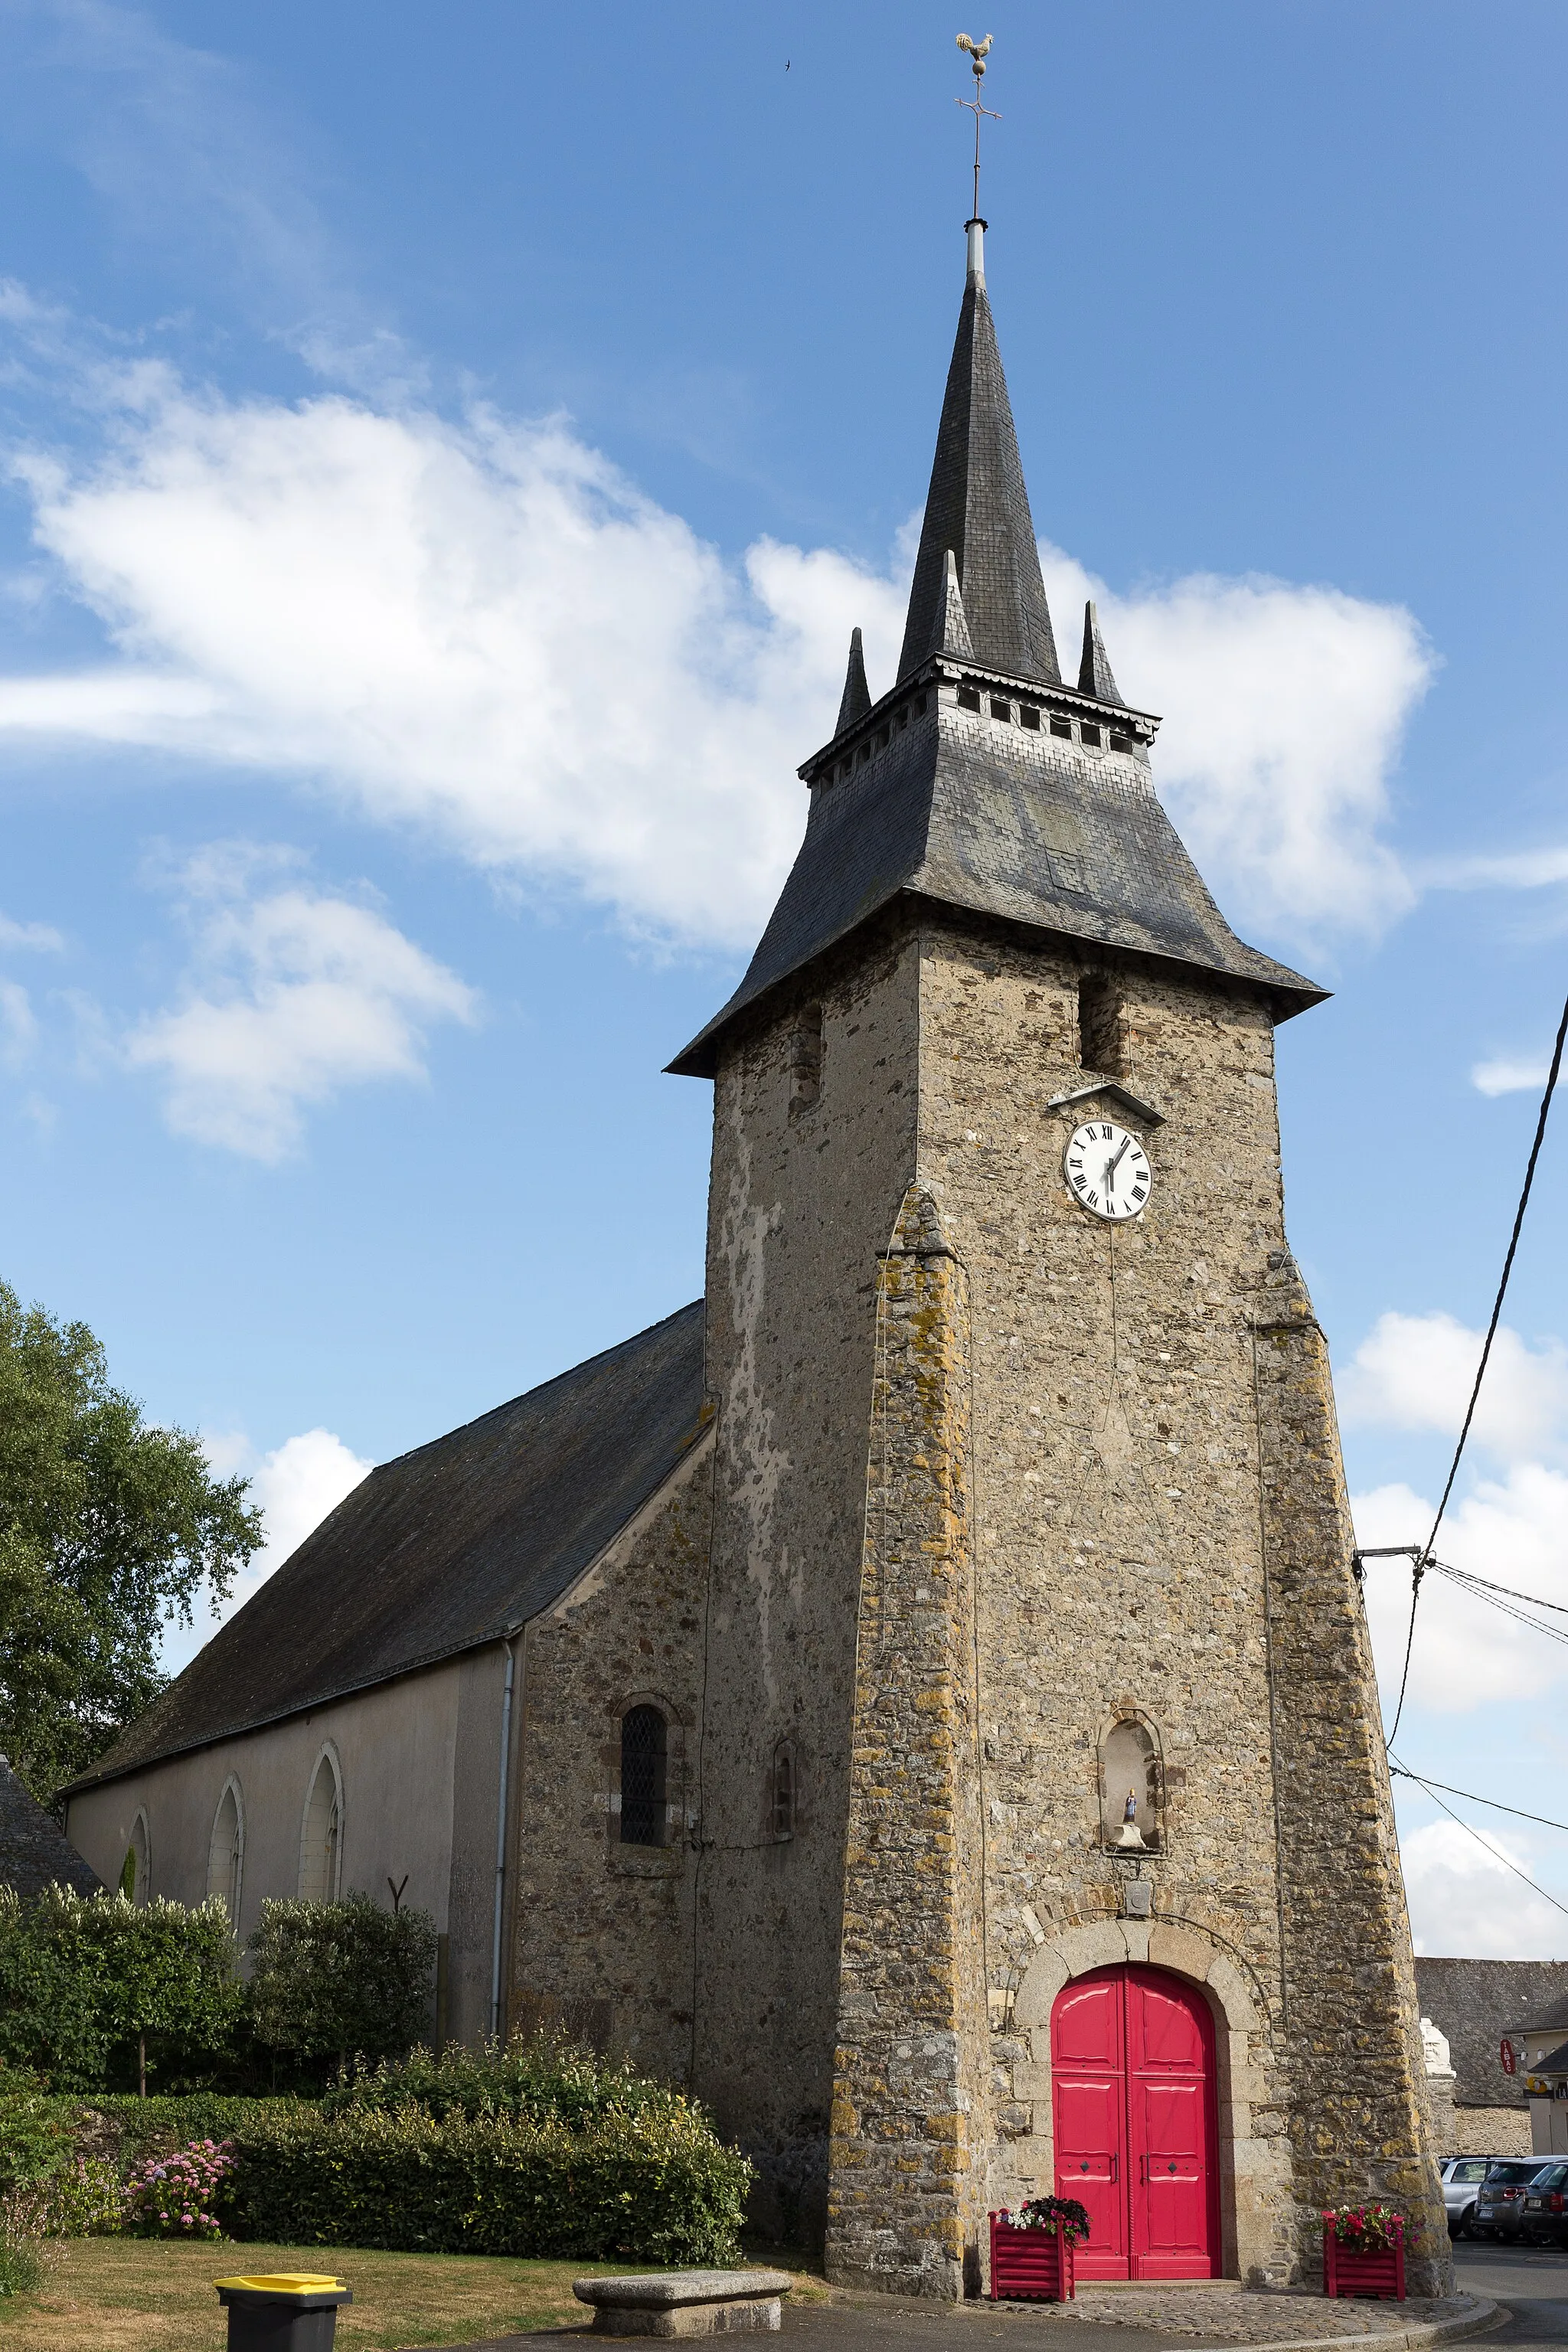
[1050,1963,1219,2279]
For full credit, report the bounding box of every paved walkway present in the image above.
[446,2276,1489,2352]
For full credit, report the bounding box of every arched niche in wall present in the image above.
[1098,1711,1163,1851]
[299,1745,344,1902]
[207,1778,245,1922]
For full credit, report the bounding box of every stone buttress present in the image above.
[827,1185,989,2298]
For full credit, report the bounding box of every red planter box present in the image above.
[989,2213,1076,2301]
[1321,2223,1405,2301]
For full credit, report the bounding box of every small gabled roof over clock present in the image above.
[669,222,1324,1080]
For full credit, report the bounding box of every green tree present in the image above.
[250,1897,437,2082]
[0,1890,243,2094]
[0,1282,262,1798]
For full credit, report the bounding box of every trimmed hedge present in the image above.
[223,2100,752,2264]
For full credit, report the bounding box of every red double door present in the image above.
[1050,1964,1219,2279]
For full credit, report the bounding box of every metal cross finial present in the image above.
[955,33,998,222]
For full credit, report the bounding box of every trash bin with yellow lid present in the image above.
[214,2272,351,2350]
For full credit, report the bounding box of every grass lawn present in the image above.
[0,2241,622,2350]
[2,2242,831,2350]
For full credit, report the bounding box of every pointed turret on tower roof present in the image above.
[1077,600,1124,707]
[897,220,1060,686]
[835,627,873,734]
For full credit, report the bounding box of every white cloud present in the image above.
[0,366,1434,956]
[0,913,64,952]
[1399,1818,1568,1960]
[169,1423,372,1670]
[1341,1309,1568,1462]
[1039,546,1432,939]
[1472,1057,1549,1097]
[0,980,37,1067]
[1354,1468,1568,1712]
[125,846,477,1159]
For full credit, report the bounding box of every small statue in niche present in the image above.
[1112,1786,1146,1850]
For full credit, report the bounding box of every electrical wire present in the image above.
[1390,1755,1568,1922]
[1388,1765,1568,1838]
[1383,980,1568,1749]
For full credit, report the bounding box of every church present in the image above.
[63,207,1449,2299]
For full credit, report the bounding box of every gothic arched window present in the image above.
[120,1810,151,1906]
[207,1779,245,1923]
[619,1705,667,1847]
[299,1748,344,1901]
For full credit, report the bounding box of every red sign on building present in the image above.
[1500,2039,1517,2076]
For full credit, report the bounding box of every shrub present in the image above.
[326,2030,694,2130]
[224,2099,751,2264]
[249,1897,436,2082]
[0,1889,242,2093]
[0,2076,70,2188]
[0,2186,51,2295]
[123,2138,231,2239]
[38,2155,122,2237]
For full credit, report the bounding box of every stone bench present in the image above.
[572,2270,794,2337]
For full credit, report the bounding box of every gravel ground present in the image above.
[1047,2287,1470,2339]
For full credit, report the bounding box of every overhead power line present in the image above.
[1389,1765,1568,1838]
[1382,980,1568,1748]
[1390,1756,1568,1923]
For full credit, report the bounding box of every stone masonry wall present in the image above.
[903,916,1446,2292]
[693,920,921,2245]
[827,1184,991,2298]
[508,1433,713,2088]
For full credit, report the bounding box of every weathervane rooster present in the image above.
[954,34,998,220]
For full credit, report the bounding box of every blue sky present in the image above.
[1,0,1566,1964]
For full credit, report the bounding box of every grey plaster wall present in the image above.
[65,1655,485,2016]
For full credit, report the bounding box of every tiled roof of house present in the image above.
[67,1301,707,1794]
[1415,1957,1568,2108]
[0,1756,103,1896]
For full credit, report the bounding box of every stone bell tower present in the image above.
[670,215,1447,2299]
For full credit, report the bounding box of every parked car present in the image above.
[1521,2160,1568,2248]
[1475,2159,1557,2241]
[1440,2156,1494,2239]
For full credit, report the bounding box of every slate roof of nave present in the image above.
[67,1300,707,1794]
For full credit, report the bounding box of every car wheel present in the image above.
[1458,2207,1475,2240]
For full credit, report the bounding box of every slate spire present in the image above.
[835,626,873,734]
[896,220,1060,686]
[1077,600,1124,706]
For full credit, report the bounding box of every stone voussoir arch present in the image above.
[1008,1916,1291,2285]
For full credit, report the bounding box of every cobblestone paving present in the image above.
[1037,2288,1472,2341]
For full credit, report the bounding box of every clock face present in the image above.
[1064,1119,1152,1221]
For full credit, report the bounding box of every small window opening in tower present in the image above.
[896,706,908,732]
[877,725,890,748]
[990,698,1012,723]
[1078,972,1124,1076]
[957,686,981,712]
[789,1004,824,1119]
[1110,731,1134,754]
[620,1705,667,1847]
[1019,705,1040,731]
[1081,721,1102,748]
[1050,716,1071,739]
[913,692,928,716]
[772,1740,795,1841]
